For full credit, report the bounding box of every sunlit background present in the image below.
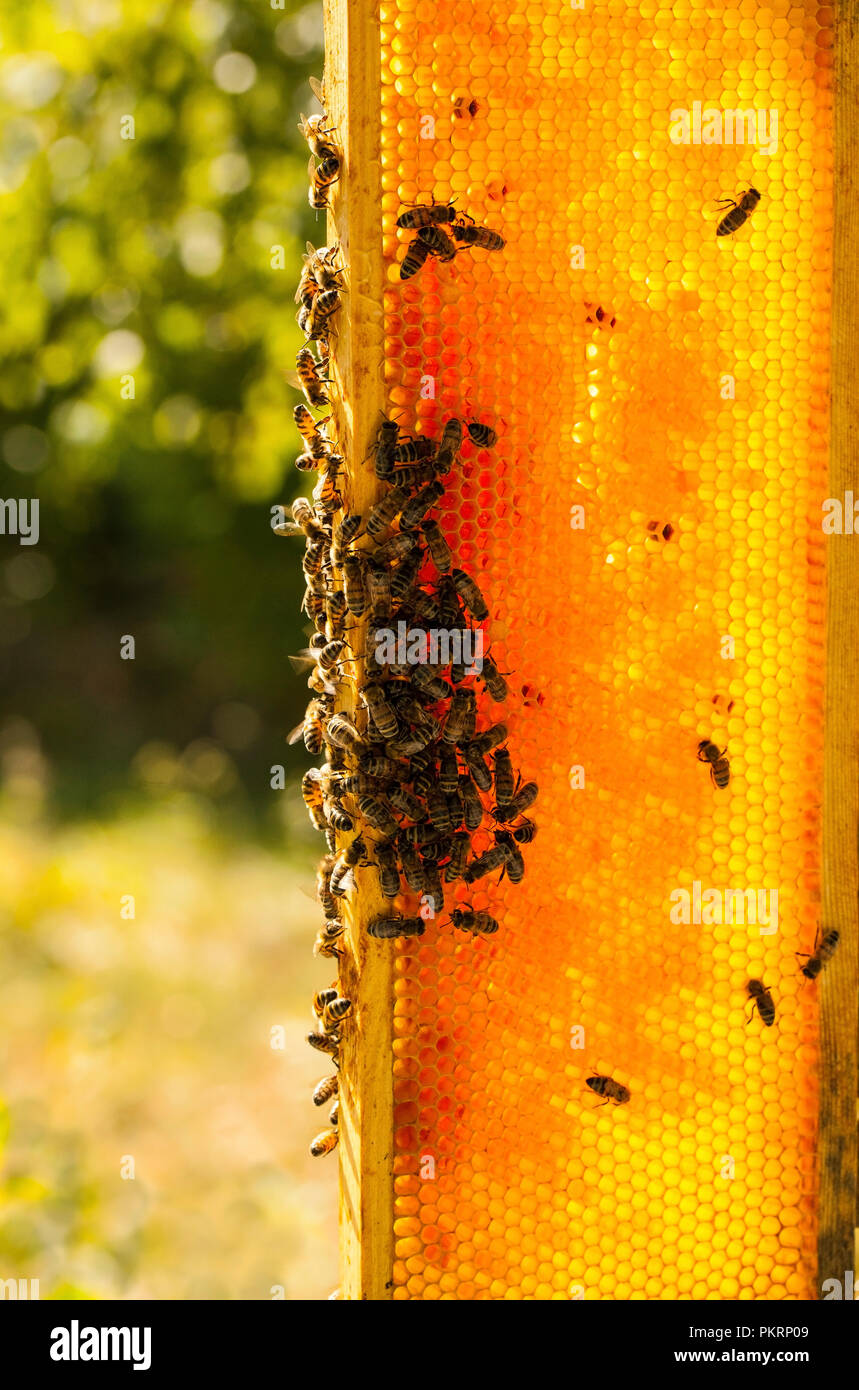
[0,0,335,1298]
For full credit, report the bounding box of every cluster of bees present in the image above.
[397,203,505,280]
[287,86,537,1159]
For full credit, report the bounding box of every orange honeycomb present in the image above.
[367,0,833,1301]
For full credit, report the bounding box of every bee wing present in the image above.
[273,519,305,537]
[309,75,326,106]
[284,368,304,389]
[703,195,735,222]
[311,671,336,695]
[287,720,308,746]
[289,649,317,673]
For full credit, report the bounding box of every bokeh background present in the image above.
[0,0,335,1298]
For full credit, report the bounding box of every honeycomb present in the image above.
[371,0,832,1300]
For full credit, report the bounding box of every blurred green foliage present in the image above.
[0,0,326,832]
[0,0,340,1302]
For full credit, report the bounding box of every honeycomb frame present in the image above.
[318,0,858,1301]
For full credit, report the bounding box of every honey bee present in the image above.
[417,224,456,262]
[367,484,409,537]
[442,688,475,746]
[330,835,368,896]
[316,855,339,918]
[374,838,401,897]
[697,739,730,789]
[368,914,426,938]
[463,843,509,883]
[326,712,364,751]
[365,564,392,625]
[466,421,497,448]
[746,978,776,1028]
[310,1128,339,1157]
[362,683,399,740]
[462,745,492,792]
[314,637,350,672]
[451,568,489,621]
[325,802,354,833]
[451,907,499,935]
[495,779,539,820]
[357,794,398,837]
[646,520,674,542]
[426,786,453,832]
[312,1074,339,1106]
[309,175,330,212]
[458,773,483,831]
[797,928,840,981]
[328,1099,339,1127]
[322,996,353,1032]
[438,748,459,795]
[422,863,445,914]
[391,461,436,490]
[421,518,452,572]
[586,1074,630,1107]
[398,839,427,894]
[287,693,333,755]
[356,750,402,780]
[436,417,464,472]
[302,769,328,832]
[392,435,437,464]
[468,723,508,756]
[299,112,338,160]
[307,1031,340,1056]
[400,235,432,280]
[716,187,760,237]
[494,829,524,883]
[512,818,538,844]
[291,496,330,541]
[388,784,426,821]
[374,418,399,480]
[313,918,345,959]
[492,747,514,806]
[445,831,471,881]
[389,550,424,604]
[303,241,343,291]
[342,553,367,616]
[331,511,362,562]
[310,150,341,192]
[312,987,338,1019]
[400,479,445,530]
[294,404,331,459]
[306,288,341,339]
[396,202,457,229]
[451,220,505,251]
[290,348,330,411]
[373,531,417,566]
[480,655,508,702]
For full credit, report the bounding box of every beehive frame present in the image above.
[313,0,857,1301]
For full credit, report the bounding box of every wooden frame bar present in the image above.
[821,0,859,1293]
[322,0,393,1301]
